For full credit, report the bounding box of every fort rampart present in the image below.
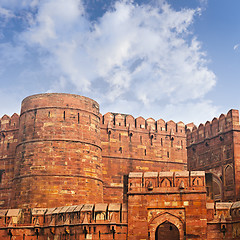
[1,93,240,239]
[100,112,187,202]
[187,109,240,201]
[0,93,187,208]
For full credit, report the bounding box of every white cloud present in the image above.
[234,43,239,50]
[0,0,217,124]
[0,0,39,11]
[0,7,14,18]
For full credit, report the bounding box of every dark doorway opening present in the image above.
[155,221,179,240]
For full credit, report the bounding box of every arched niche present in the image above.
[148,212,184,240]
[224,164,234,187]
[192,177,204,187]
[160,178,172,187]
[205,173,223,201]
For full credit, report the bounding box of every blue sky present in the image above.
[0,0,239,125]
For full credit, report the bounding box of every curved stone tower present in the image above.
[11,93,103,208]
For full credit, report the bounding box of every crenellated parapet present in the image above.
[128,171,205,193]
[0,204,128,239]
[101,112,187,203]
[102,112,186,136]
[101,112,186,154]
[0,113,20,132]
[0,114,20,209]
[186,110,240,202]
[0,113,20,157]
[186,109,240,146]
[0,113,20,153]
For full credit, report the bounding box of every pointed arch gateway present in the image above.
[155,221,179,240]
[148,212,184,240]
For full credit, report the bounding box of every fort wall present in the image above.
[0,203,128,239]
[100,112,187,203]
[0,93,188,208]
[187,109,240,201]
[11,93,103,208]
[1,93,240,239]
[0,113,19,208]
[127,171,207,240]
[0,172,238,240]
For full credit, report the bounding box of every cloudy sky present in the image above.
[0,0,239,125]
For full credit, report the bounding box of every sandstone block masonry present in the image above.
[0,93,187,209]
[0,171,237,240]
[187,109,240,202]
[1,93,240,239]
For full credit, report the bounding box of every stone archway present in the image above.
[148,212,184,240]
[155,221,180,240]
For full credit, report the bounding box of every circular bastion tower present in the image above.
[11,93,103,208]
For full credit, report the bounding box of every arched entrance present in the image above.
[155,221,180,240]
[148,212,184,240]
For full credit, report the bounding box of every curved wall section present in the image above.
[11,93,103,208]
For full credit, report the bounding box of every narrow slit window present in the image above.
[78,113,80,123]
[108,131,111,141]
[129,133,133,142]
[63,111,65,120]
[0,170,4,184]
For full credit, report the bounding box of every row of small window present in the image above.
[106,117,183,133]
[109,133,183,147]
[47,111,93,124]
[13,229,112,239]
[118,147,170,157]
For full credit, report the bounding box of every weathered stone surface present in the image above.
[1,94,240,239]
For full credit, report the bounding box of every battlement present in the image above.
[0,203,127,227]
[128,171,205,192]
[101,112,186,135]
[186,109,240,145]
[0,204,128,239]
[0,113,19,132]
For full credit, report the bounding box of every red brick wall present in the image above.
[187,109,240,201]
[0,113,19,208]
[0,94,188,208]
[127,171,207,240]
[233,130,240,201]
[101,113,187,203]
[0,204,127,240]
[11,93,103,208]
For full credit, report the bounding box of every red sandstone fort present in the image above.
[0,93,240,239]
